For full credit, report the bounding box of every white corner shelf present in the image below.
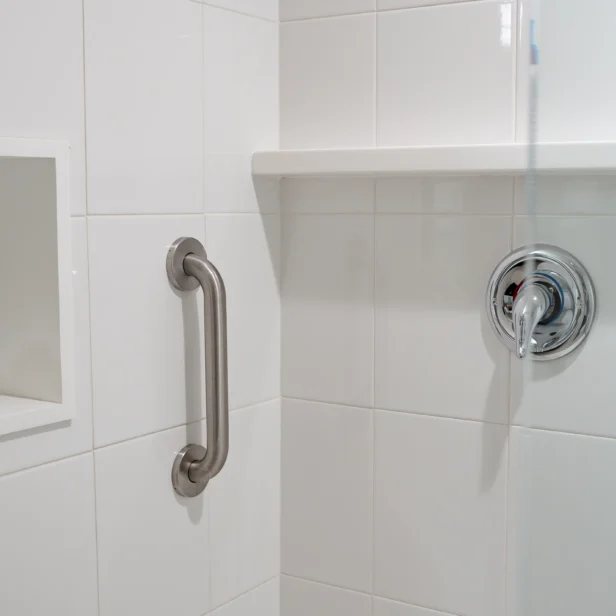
[0,137,74,437]
[252,142,616,178]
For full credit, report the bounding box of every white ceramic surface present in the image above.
[205,214,280,411]
[281,576,372,616]
[374,411,508,616]
[195,0,278,21]
[203,6,279,213]
[282,178,375,214]
[95,422,209,616]
[84,0,203,214]
[282,214,374,407]
[282,399,373,592]
[515,175,616,214]
[88,215,206,447]
[377,2,516,146]
[0,0,86,215]
[375,214,511,423]
[210,400,281,609]
[378,0,480,9]
[508,427,616,616]
[376,177,514,214]
[212,578,280,616]
[373,597,454,616]
[511,215,616,438]
[281,0,375,21]
[0,454,98,615]
[280,14,375,149]
[518,0,616,143]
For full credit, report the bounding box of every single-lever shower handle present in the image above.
[167,237,229,497]
[512,282,550,359]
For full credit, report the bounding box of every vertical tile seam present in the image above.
[370,180,377,608]
[373,11,378,147]
[512,0,521,143]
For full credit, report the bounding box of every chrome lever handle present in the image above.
[167,237,229,497]
[512,283,550,359]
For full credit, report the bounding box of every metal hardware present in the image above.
[167,237,229,497]
[486,244,595,360]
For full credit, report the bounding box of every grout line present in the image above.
[192,0,277,24]
[512,0,520,144]
[371,179,377,600]
[282,573,372,598]
[0,450,93,482]
[207,575,279,615]
[373,12,378,148]
[200,2,206,217]
[378,0,493,14]
[279,10,376,24]
[503,423,513,616]
[91,451,103,616]
[93,397,281,453]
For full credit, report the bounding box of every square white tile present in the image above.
[282,399,373,592]
[196,0,278,21]
[84,0,203,214]
[514,175,616,215]
[0,0,86,215]
[375,215,511,423]
[281,0,375,21]
[281,576,372,616]
[0,454,98,615]
[511,216,616,438]
[374,411,508,616]
[210,400,281,609]
[376,176,514,214]
[282,178,375,214]
[203,7,279,213]
[88,215,206,447]
[95,422,210,616]
[517,0,616,143]
[374,597,453,616]
[282,215,374,407]
[508,427,616,616]
[213,578,280,616]
[280,14,376,148]
[0,219,93,475]
[205,214,280,411]
[378,2,516,146]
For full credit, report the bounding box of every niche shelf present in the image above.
[252,142,616,178]
[0,138,74,436]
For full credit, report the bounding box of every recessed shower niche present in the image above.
[0,139,74,436]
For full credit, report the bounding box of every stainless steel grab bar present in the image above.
[167,237,229,497]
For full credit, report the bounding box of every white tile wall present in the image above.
[376,177,514,215]
[282,214,374,407]
[213,578,281,616]
[373,597,453,616]
[95,422,210,616]
[511,214,616,438]
[210,400,281,609]
[84,0,203,215]
[281,0,376,21]
[280,14,376,149]
[203,6,279,214]
[88,215,206,447]
[518,0,616,143]
[374,411,508,616]
[0,0,86,216]
[282,179,375,214]
[375,214,511,423]
[378,0,479,8]
[281,576,372,616]
[0,454,98,615]
[196,0,278,22]
[377,2,516,146]
[508,427,616,616]
[282,399,373,592]
[205,215,280,411]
